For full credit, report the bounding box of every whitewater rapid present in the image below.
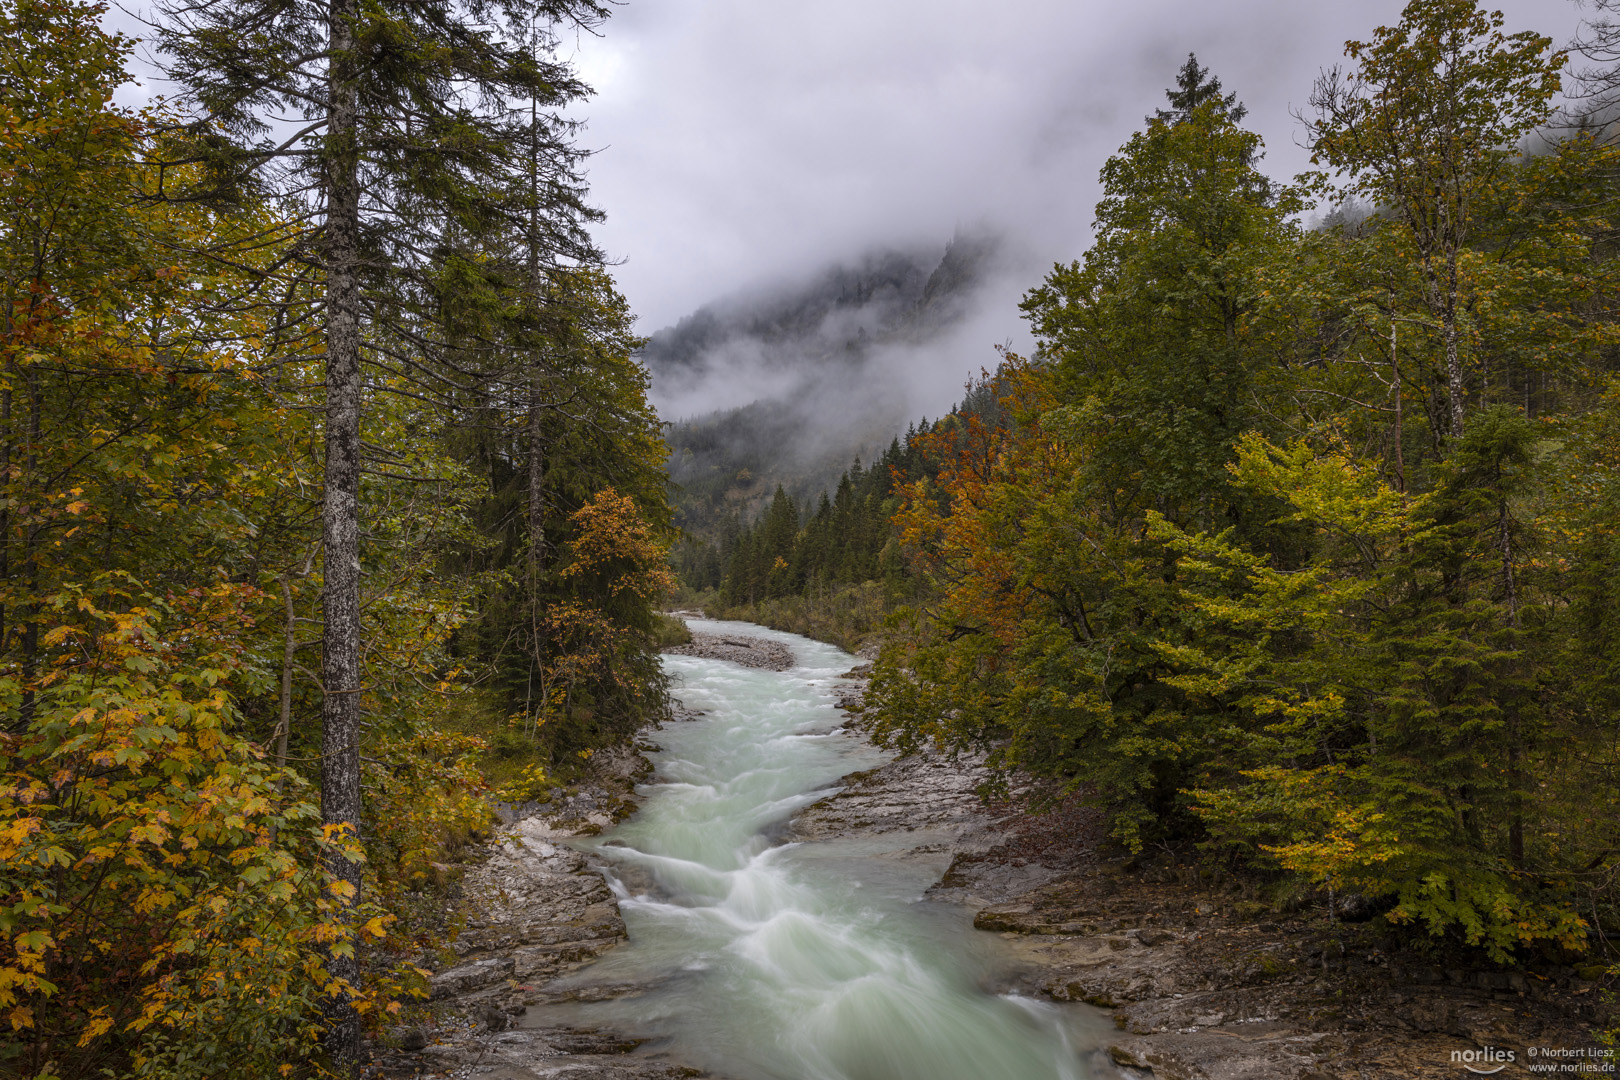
[523,619,1104,1079]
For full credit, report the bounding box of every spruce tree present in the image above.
[153,0,608,1067]
[1154,52,1247,125]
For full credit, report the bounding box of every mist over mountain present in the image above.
[643,228,1018,534]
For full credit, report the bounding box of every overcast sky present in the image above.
[563,0,1588,335]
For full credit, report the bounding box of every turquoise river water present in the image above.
[522,619,1109,1079]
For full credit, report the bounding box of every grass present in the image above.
[435,684,561,793]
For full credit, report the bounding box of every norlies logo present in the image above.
[1453,1047,1517,1074]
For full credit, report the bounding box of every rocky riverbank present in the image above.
[360,626,804,1079]
[365,626,1614,1080]
[361,743,704,1080]
[798,667,1616,1080]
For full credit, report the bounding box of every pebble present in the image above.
[663,631,795,671]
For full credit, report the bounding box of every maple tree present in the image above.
[1304,0,1568,438]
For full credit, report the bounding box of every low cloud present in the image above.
[573,0,1578,339]
[643,231,1031,478]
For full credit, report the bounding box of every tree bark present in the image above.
[524,80,548,734]
[526,362,547,731]
[1443,251,1465,438]
[276,573,296,780]
[1499,507,1525,870]
[1,356,10,667]
[1392,317,1405,492]
[19,369,39,729]
[321,0,365,1067]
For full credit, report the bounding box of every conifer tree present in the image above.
[152,0,609,1065]
[1154,52,1247,124]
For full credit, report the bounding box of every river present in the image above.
[521,619,1109,1079]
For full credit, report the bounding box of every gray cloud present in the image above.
[570,0,1583,336]
[644,235,1025,415]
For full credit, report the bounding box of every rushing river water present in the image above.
[524,619,1106,1079]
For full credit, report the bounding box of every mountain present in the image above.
[643,228,1006,535]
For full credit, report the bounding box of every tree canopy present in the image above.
[857,0,1620,966]
[0,0,674,1073]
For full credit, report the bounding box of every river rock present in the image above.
[430,957,516,999]
[662,631,795,670]
[790,748,993,845]
[365,749,710,1080]
[782,660,1611,1080]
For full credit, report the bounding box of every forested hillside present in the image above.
[870,20,1620,961]
[0,0,673,1074]
[696,6,1620,970]
[653,230,1002,540]
[673,376,1012,647]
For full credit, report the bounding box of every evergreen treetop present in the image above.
[1154,52,1248,125]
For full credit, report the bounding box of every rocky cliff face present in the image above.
[641,230,1002,382]
[640,247,938,381]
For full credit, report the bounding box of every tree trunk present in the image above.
[526,362,547,730]
[1443,322,1465,438]
[320,0,365,1067]
[19,369,39,729]
[276,574,296,781]
[1499,508,1525,870]
[1,357,10,668]
[524,83,548,734]
[1392,318,1405,493]
[1443,253,1465,438]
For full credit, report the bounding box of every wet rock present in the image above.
[667,700,706,722]
[365,745,709,1080]
[430,957,516,998]
[790,748,995,849]
[1108,1042,1149,1068]
[526,981,651,1006]
[417,1042,472,1066]
[475,1003,510,1031]
[974,903,1038,932]
[537,1029,644,1055]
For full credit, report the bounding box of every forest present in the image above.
[692,0,1620,979]
[9,0,1620,1073]
[0,0,678,1074]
